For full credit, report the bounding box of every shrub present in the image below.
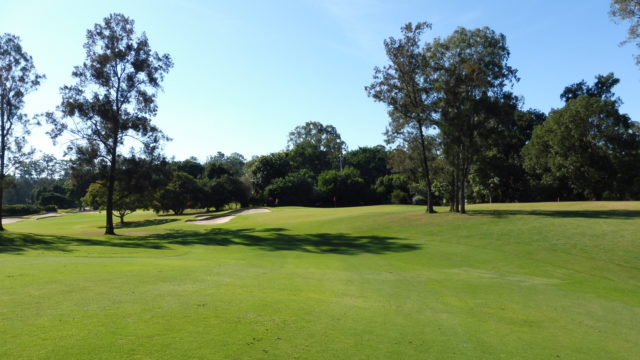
[265,170,316,206]
[412,195,427,205]
[390,189,410,204]
[3,204,43,216]
[317,167,366,206]
[42,205,58,213]
[375,174,410,203]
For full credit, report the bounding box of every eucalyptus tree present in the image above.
[48,13,172,234]
[429,27,518,213]
[0,34,45,230]
[366,22,438,213]
[287,121,347,171]
[610,0,640,66]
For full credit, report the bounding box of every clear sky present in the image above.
[2,0,638,161]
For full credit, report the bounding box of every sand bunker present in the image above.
[3,217,29,224]
[189,208,271,225]
[190,216,235,225]
[235,208,271,215]
[3,212,62,224]
[32,213,63,220]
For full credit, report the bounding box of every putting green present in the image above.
[1,202,639,359]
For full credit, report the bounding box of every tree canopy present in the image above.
[47,13,172,234]
[0,33,45,230]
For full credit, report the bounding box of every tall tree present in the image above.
[560,73,620,103]
[48,13,173,235]
[523,74,640,200]
[367,22,438,213]
[0,34,44,230]
[610,0,640,66]
[287,121,346,170]
[430,27,518,213]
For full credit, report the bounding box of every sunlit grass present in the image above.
[1,202,639,359]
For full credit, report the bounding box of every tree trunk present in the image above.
[0,177,4,232]
[417,125,436,213]
[449,172,456,212]
[460,160,468,214]
[0,103,5,231]
[105,144,117,235]
[119,214,125,225]
[454,154,461,213]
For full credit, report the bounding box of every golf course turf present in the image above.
[1,202,639,359]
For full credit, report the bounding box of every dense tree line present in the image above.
[1,5,639,232]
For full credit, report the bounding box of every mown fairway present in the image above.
[1,202,639,359]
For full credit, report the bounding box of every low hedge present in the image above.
[2,204,57,216]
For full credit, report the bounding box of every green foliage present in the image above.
[344,145,389,187]
[472,104,547,203]
[245,152,291,195]
[523,93,640,200]
[154,171,201,215]
[3,204,51,216]
[560,73,620,103]
[0,34,45,228]
[175,158,204,179]
[287,121,346,170]
[366,21,437,212]
[201,175,251,211]
[265,170,316,206]
[289,140,332,175]
[390,189,410,204]
[375,174,410,203]
[610,0,640,66]
[317,167,366,206]
[431,26,519,212]
[48,13,172,234]
[38,192,75,209]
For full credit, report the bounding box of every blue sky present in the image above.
[1,0,638,161]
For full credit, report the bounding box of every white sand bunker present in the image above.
[3,212,62,224]
[189,208,271,225]
[3,217,29,224]
[32,213,63,220]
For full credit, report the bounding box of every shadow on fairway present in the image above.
[0,227,420,255]
[471,209,640,220]
[152,228,420,255]
[116,219,179,228]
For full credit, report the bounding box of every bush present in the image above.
[375,174,410,203]
[390,189,410,204]
[42,205,58,213]
[37,192,75,209]
[265,170,316,206]
[317,167,366,206]
[3,204,43,216]
[412,195,427,205]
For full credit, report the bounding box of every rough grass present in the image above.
[1,202,639,359]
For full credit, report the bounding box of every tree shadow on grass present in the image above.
[116,218,179,229]
[148,228,419,255]
[471,209,640,220]
[0,227,420,256]
[0,232,168,254]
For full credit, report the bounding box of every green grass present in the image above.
[1,202,639,359]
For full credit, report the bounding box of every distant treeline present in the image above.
[2,8,639,233]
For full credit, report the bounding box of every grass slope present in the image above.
[1,202,639,359]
